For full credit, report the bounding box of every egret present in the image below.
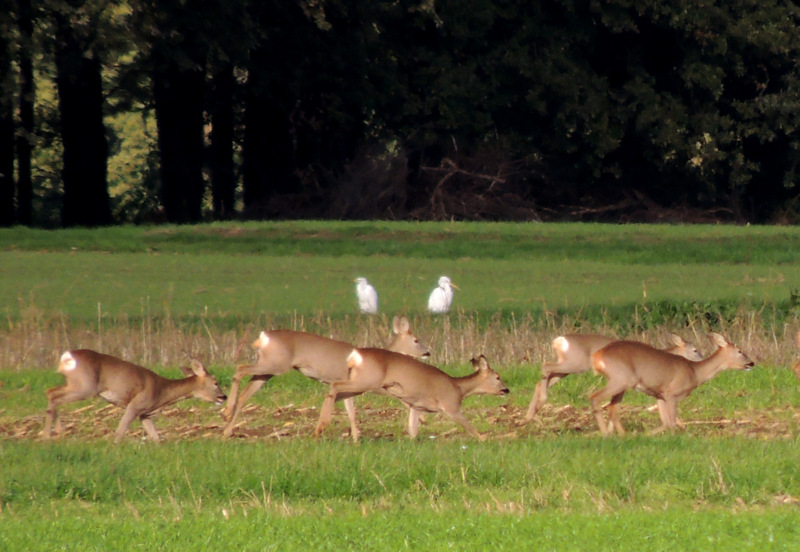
[354,277,378,314]
[427,276,458,313]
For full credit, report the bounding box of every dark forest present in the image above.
[2,0,800,226]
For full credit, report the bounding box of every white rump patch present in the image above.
[59,351,77,372]
[347,349,363,367]
[553,336,569,353]
[256,331,270,347]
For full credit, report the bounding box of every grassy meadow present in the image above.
[2,221,800,549]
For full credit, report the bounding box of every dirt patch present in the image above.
[4,402,799,442]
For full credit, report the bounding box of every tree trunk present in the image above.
[0,16,14,226]
[242,47,296,218]
[209,62,235,219]
[16,0,33,225]
[152,46,206,224]
[53,9,111,227]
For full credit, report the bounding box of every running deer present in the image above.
[43,350,226,443]
[313,351,509,441]
[221,316,429,439]
[525,333,702,421]
[589,333,754,436]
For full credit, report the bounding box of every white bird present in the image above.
[427,276,458,313]
[354,277,378,314]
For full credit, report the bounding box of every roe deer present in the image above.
[313,351,509,441]
[221,316,429,439]
[525,333,702,421]
[589,333,754,436]
[43,350,226,443]
[387,315,431,359]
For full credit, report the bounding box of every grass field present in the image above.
[2,221,800,549]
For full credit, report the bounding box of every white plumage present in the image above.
[427,275,458,313]
[355,277,378,314]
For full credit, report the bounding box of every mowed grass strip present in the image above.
[2,508,798,550]
[1,507,798,550]
[3,220,800,264]
[1,251,796,320]
[1,438,800,550]
[3,438,800,509]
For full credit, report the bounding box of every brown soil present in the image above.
[4,401,799,442]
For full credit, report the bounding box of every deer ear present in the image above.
[182,359,207,377]
[668,333,685,347]
[470,355,489,372]
[710,333,728,348]
[393,316,409,334]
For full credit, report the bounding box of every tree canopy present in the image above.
[2,0,800,226]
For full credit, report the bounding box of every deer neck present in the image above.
[691,350,729,386]
[454,372,484,399]
[152,375,198,410]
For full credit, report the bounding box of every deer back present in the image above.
[255,330,354,384]
[63,349,151,406]
[592,340,697,394]
[352,348,462,408]
[552,334,615,365]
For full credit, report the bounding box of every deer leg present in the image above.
[313,384,340,438]
[407,407,421,438]
[43,387,64,439]
[43,385,94,439]
[663,397,680,430]
[650,398,667,432]
[524,378,547,420]
[221,363,263,420]
[222,361,288,420]
[606,392,626,435]
[114,404,142,443]
[140,417,161,442]
[445,409,485,441]
[343,397,360,443]
[590,383,627,436]
[222,374,273,437]
[525,371,565,421]
[314,381,371,440]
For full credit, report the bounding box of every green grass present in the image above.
[2,221,800,328]
[3,250,794,320]
[2,438,800,549]
[3,221,800,549]
[4,220,800,264]
[2,507,797,550]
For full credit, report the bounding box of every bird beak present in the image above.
[450,283,459,290]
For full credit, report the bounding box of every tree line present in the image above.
[2,0,800,227]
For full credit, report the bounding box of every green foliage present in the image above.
[11,0,800,224]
